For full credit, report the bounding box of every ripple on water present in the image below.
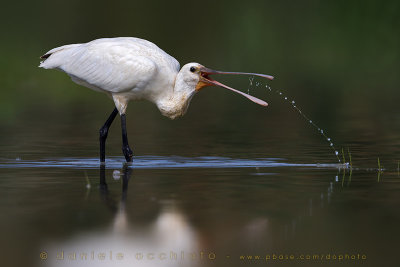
[0,156,344,170]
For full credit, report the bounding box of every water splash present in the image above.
[247,76,254,95]
[246,78,342,163]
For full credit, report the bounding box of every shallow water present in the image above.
[0,156,345,169]
[1,128,399,267]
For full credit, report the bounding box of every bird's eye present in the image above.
[190,66,196,73]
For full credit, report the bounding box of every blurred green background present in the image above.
[1,0,399,163]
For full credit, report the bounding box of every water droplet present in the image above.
[113,170,121,180]
[269,85,338,162]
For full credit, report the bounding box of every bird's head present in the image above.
[160,63,274,119]
[178,62,274,107]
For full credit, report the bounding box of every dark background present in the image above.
[2,0,399,120]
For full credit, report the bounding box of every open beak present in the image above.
[196,66,274,107]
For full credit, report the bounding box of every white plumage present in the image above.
[40,37,185,117]
[40,37,273,162]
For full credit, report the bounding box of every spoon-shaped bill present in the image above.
[206,79,268,106]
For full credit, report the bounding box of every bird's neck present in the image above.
[156,73,196,119]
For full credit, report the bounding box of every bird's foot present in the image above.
[122,146,133,162]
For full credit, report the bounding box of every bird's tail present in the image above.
[39,43,82,69]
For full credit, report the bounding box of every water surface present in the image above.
[1,144,399,267]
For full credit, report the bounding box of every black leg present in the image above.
[121,114,133,162]
[99,108,118,163]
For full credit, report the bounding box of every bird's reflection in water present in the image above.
[41,164,200,267]
[39,165,342,267]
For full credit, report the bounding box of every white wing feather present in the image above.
[40,38,180,94]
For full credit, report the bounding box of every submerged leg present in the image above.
[120,114,133,162]
[99,108,118,163]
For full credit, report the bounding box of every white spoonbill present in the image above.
[39,37,274,163]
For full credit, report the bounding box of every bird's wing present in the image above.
[40,39,162,93]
